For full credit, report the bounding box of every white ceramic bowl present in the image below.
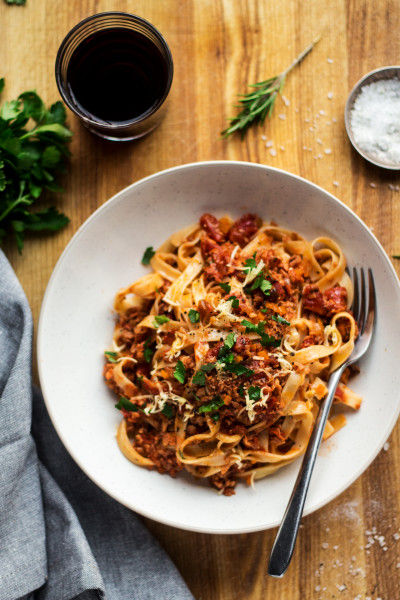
[38,161,400,534]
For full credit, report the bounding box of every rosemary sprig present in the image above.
[221,37,320,139]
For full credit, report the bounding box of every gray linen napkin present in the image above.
[0,250,194,600]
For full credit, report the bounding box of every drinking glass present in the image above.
[55,12,174,141]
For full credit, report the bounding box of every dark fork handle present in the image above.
[268,367,344,577]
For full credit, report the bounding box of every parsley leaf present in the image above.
[225,332,237,349]
[192,362,217,386]
[174,360,186,384]
[241,319,257,332]
[104,350,118,363]
[217,346,234,363]
[141,246,155,265]
[249,274,264,290]
[228,295,239,308]
[244,256,257,273]
[162,404,174,419]
[260,333,281,347]
[260,279,272,295]
[188,309,200,323]
[115,396,139,412]
[248,386,261,401]
[246,275,272,296]
[271,314,291,326]
[192,370,206,386]
[198,395,224,413]
[201,363,217,372]
[153,314,170,327]
[240,319,281,347]
[224,363,254,377]
[144,338,155,363]
[0,79,71,252]
[219,282,231,293]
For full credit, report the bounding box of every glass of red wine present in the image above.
[55,12,173,141]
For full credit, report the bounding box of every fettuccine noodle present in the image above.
[104,213,360,495]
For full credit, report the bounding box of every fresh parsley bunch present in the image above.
[0,77,72,252]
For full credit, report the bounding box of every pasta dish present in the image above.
[104,213,360,495]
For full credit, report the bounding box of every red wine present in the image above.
[66,28,169,124]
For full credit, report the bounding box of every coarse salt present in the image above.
[350,78,400,165]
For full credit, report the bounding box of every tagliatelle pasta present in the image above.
[103,213,360,495]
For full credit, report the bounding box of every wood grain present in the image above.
[1,1,400,598]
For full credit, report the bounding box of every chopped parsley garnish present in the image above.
[173,359,186,384]
[219,282,231,293]
[104,350,118,363]
[162,404,174,419]
[225,332,237,349]
[259,279,272,295]
[217,347,235,363]
[188,309,200,323]
[192,370,206,386]
[144,338,155,363]
[271,314,291,326]
[244,256,257,273]
[217,332,236,364]
[241,319,257,332]
[224,363,254,377]
[198,395,224,414]
[238,385,245,398]
[201,363,217,372]
[240,319,281,347]
[249,275,264,291]
[228,295,239,308]
[153,314,170,327]
[192,362,217,386]
[115,396,139,412]
[261,334,281,347]
[248,386,261,401]
[211,413,220,421]
[246,275,272,296]
[141,246,155,265]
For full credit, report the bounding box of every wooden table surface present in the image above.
[2,1,400,598]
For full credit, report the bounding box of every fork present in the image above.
[268,268,376,578]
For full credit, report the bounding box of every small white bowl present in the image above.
[345,66,400,170]
[38,161,400,533]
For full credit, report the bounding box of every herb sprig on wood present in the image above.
[221,37,320,139]
[0,78,72,252]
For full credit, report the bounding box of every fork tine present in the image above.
[358,268,367,334]
[363,268,377,337]
[352,267,359,321]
